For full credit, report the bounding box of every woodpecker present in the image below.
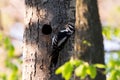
[51,23,75,66]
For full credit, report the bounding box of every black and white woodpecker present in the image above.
[51,23,75,66]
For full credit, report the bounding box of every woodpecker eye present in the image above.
[42,24,52,35]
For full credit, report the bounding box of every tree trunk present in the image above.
[23,0,75,80]
[75,0,106,80]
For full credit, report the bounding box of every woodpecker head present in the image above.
[65,24,75,33]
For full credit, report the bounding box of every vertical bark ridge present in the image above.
[75,0,106,80]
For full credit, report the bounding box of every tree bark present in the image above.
[75,0,106,80]
[23,0,75,80]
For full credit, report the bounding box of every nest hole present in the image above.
[42,24,52,35]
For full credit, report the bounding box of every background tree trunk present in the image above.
[23,0,75,80]
[75,0,106,80]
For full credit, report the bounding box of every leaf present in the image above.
[113,28,120,37]
[8,44,15,58]
[70,59,82,67]
[94,64,106,68]
[62,62,73,80]
[75,65,87,79]
[55,65,64,75]
[0,33,3,42]
[87,65,97,79]
[3,37,15,58]
[5,59,18,71]
[0,73,7,80]
[109,70,117,80]
[56,62,73,80]
[8,71,18,80]
[4,37,11,46]
[108,60,116,68]
[102,26,111,40]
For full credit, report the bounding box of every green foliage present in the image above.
[8,71,19,80]
[0,73,7,80]
[75,63,87,79]
[5,59,18,71]
[86,65,97,79]
[113,28,120,38]
[106,52,120,80]
[102,26,120,39]
[56,58,104,80]
[0,33,22,80]
[0,33,3,42]
[102,26,112,40]
[94,64,106,68]
[56,52,120,80]
[102,24,120,80]
[56,61,74,80]
[4,37,15,58]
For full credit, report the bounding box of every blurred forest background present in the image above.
[0,0,120,80]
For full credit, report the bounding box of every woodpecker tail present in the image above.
[50,49,59,67]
